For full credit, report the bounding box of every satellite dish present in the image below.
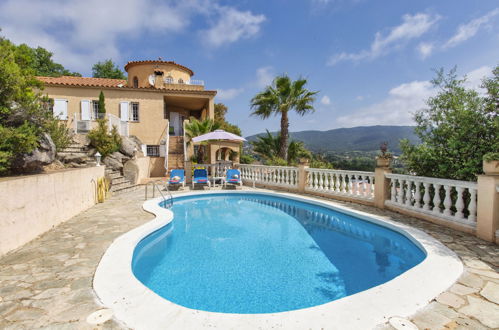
[148,74,155,86]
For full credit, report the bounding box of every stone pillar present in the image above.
[374,157,392,209]
[297,159,309,193]
[476,161,499,242]
[184,160,192,184]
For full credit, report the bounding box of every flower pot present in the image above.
[376,157,391,168]
[483,160,499,175]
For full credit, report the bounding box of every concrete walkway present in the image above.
[0,187,498,329]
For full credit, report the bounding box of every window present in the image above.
[91,101,99,119]
[131,102,139,122]
[178,78,184,84]
[133,76,138,88]
[146,145,160,157]
[164,76,173,84]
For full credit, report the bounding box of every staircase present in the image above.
[105,169,141,195]
[168,136,185,172]
[57,136,95,167]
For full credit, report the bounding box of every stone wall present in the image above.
[0,166,105,256]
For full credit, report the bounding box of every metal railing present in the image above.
[145,180,173,208]
[164,78,204,86]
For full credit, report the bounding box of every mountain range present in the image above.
[245,125,419,154]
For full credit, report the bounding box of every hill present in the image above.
[245,125,419,154]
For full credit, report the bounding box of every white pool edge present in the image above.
[93,190,463,330]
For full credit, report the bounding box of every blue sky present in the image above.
[1,0,498,136]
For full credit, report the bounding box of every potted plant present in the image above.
[483,152,499,175]
[376,142,393,167]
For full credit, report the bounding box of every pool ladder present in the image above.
[145,180,173,208]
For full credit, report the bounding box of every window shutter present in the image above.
[141,144,147,156]
[120,102,129,121]
[81,100,90,120]
[54,99,68,120]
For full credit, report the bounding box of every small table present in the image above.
[211,176,225,187]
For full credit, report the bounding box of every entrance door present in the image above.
[170,112,181,136]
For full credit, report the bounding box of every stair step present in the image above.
[112,184,141,194]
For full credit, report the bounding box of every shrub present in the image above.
[44,119,72,151]
[0,122,39,174]
[87,118,121,156]
[483,152,499,162]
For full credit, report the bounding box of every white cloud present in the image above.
[356,95,365,101]
[417,42,434,59]
[0,0,266,72]
[444,8,499,49]
[217,88,244,100]
[321,95,331,105]
[464,66,493,92]
[335,66,492,127]
[256,66,275,88]
[328,13,440,66]
[0,0,199,72]
[201,6,265,48]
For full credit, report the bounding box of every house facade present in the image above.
[38,59,241,177]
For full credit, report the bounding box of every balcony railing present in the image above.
[164,78,204,86]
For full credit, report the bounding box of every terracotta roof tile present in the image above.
[37,76,217,96]
[37,76,126,88]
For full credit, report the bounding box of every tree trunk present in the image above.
[279,110,289,161]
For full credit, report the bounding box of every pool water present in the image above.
[132,193,425,314]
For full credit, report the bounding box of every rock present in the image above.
[119,136,138,157]
[123,159,139,184]
[459,295,499,328]
[57,152,87,164]
[436,292,465,308]
[102,152,127,171]
[12,133,56,173]
[388,317,418,330]
[450,283,478,296]
[411,309,453,330]
[458,272,484,289]
[128,135,144,156]
[43,159,65,172]
[72,134,90,146]
[480,282,499,304]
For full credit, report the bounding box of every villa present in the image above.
[38,59,241,177]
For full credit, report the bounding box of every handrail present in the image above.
[145,180,173,208]
[164,119,170,173]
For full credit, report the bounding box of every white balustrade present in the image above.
[385,173,478,227]
[305,168,375,200]
[239,164,298,188]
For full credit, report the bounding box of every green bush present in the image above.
[87,118,121,157]
[44,119,72,151]
[0,122,39,174]
[483,152,499,162]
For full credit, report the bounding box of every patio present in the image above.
[0,187,498,329]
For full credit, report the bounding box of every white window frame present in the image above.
[131,102,140,122]
[91,100,99,119]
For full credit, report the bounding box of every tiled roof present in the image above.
[37,76,126,88]
[37,76,217,95]
[124,60,194,76]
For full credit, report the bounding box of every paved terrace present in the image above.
[0,187,498,329]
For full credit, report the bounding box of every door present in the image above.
[120,102,129,121]
[170,112,181,136]
[81,100,91,120]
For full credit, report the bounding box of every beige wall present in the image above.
[0,166,105,256]
[43,86,215,146]
[126,63,192,88]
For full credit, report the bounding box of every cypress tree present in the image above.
[98,91,106,115]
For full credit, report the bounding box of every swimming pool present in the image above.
[132,193,425,314]
[93,190,463,329]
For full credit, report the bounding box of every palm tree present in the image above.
[250,74,318,160]
[251,130,311,164]
[184,117,220,163]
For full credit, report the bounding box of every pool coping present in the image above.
[93,190,463,330]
